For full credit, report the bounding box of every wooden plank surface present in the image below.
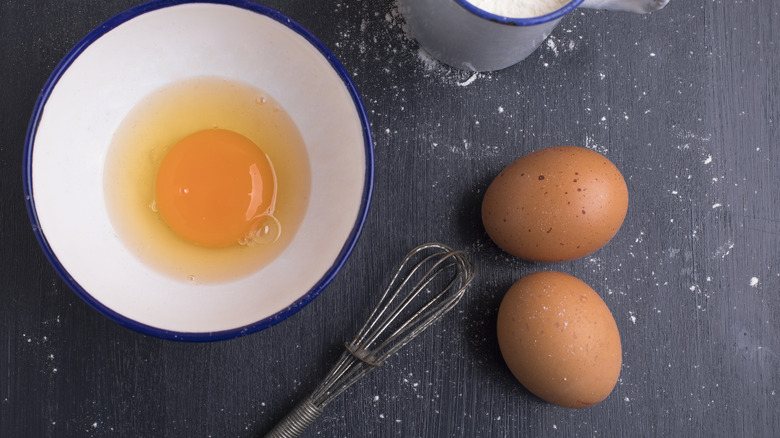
[1,0,778,436]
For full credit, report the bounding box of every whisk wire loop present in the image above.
[371,257,466,359]
[357,248,468,352]
[264,243,476,438]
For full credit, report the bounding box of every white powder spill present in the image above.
[674,129,713,142]
[584,135,609,154]
[714,241,735,259]
[416,47,440,72]
[544,35,577,58]
[457,73,479,87]
[547,38,559,56]
[414,46,489,86]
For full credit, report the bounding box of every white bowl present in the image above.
[23,0,373,341]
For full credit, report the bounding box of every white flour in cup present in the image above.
[466,0,571,18]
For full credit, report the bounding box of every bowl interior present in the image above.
[25,1,372,340]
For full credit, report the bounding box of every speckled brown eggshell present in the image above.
[482,146,628,262]
[496,271,622,409]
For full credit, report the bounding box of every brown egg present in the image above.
[497,271,622,408]
[482,146,628,262]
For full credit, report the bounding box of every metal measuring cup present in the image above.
[398,0,670,72]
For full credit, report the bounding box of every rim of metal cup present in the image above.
[454,0,585,25]
[22,0,374,342]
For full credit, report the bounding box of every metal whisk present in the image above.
[265,242,477,438]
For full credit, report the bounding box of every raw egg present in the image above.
[496,271,622,408]
[154,128,278,248]
[104,76,310,284]
[482,146,628,262]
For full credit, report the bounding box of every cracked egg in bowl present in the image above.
[24,0,373,341]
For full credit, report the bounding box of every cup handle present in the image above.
[579,0,670,13]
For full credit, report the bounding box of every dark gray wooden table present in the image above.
[2,0,778,436]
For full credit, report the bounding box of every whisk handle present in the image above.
[264,397,323,438]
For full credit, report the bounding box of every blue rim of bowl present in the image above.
[454,0,584,25]
[22,0,374,342]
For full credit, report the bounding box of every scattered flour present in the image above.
[713,241,735,259]
[546,38,559,56]
[415,47,441,71]
[584,135,609,155]
[457,73,479,87]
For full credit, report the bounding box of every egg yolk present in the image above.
[154,128,277,248]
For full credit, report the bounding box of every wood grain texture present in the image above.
[1,0,778,436]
